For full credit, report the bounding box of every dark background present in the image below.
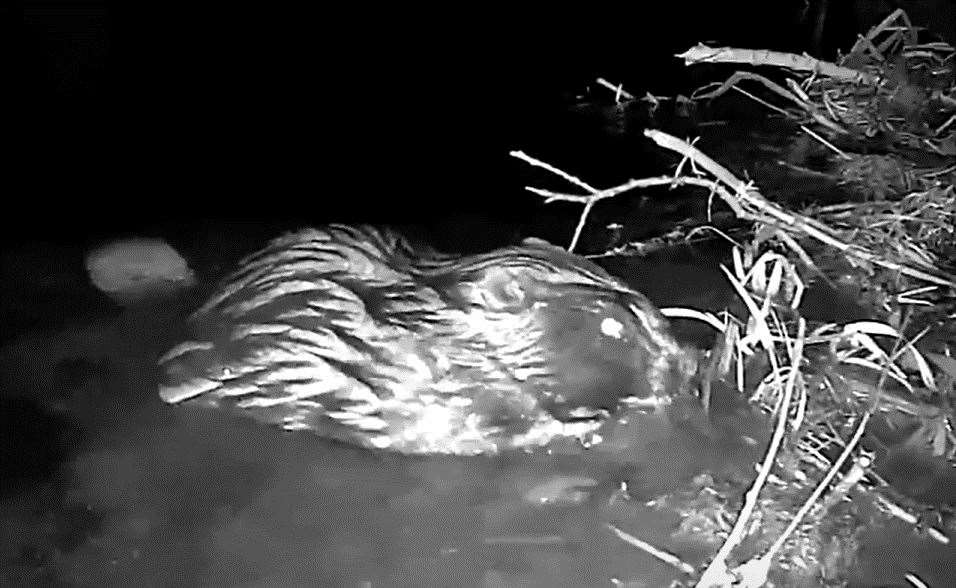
[19,1,956,249]
[8,6,956,585]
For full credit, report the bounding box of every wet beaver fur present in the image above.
[157,225,698,455]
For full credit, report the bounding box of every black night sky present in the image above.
[20,2,956,247]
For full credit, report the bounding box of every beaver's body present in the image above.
[157,225,697,454]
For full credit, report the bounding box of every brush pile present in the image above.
[515,9,955,586]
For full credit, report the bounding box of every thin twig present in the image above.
[695,315,805,587]
[643,130,956,289]
[607,523,696,575]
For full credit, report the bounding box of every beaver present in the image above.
[156,225,699,455]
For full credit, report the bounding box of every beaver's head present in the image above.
[421,237,698,418]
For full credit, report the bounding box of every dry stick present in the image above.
[520,150,949,289]
[508,151,600,252]
[513,167,751,219]
[606,523,696,575]
[799,124,852,160]
[509,151,599,194]
[724,414,873,588]
[867,8,915,51]
[873,494,950,545]
[695,318,806,588]
[643,130,956,289]
[595,78,636,101]
[756,410,871,574]
[677,43,876,85]
[693,71,848,137]
[732,85,792,118]
[509,151,757,251]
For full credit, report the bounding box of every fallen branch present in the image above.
[677,43,875,84]
[643,130,956,289]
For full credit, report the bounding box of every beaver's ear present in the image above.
[473,266,534,310]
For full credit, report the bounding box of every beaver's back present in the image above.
[157,225,697,454]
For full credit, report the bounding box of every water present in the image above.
[1,227,952,587]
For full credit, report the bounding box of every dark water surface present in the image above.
[1,226,953,587]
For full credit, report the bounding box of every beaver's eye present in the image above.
[600,317,625,340]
